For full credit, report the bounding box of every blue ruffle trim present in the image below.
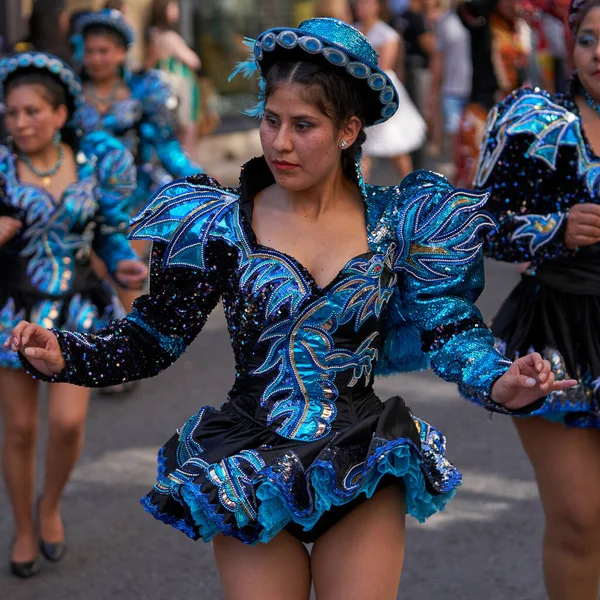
[142,437,459,545]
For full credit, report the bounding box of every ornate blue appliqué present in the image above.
[511,213,566,254]
[392,185,495,281]
[476,92,600,194]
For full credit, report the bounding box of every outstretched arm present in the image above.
[6,242,225,387]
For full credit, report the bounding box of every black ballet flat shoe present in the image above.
[36,497,67,563]
[10,557,41,579]
[9,539,41,579]
[39,539,66,563]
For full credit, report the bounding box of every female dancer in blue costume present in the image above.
[474,0,600,596]
[6,20,573,598]
[71,9,202,215]
[71,8,202,315]
[0,52,147,578]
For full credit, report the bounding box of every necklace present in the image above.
[583,87,600,118]
[19,144,65,188]
[86,80,121,106]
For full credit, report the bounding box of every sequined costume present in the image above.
[19,156,542,544]
[475,77,600,428]
[0,51,138,370]
[0,132,137,369]
[71,9,202,212]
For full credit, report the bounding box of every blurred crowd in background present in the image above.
[0,0,574,182]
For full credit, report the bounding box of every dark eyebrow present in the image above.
[264,108,319,121]
[578,28,597,35]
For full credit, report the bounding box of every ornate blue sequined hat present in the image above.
[0,52,85,117]
[70,8,135,66]
[231,18,399,126]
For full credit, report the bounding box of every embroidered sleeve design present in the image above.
[377,171,515,413]
[86,132,138,274]
[475,91,600,191]
[474,89,580,264]
[392,183,495,281]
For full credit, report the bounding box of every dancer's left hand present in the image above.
[115,259,148,290]
[491,352,577,410]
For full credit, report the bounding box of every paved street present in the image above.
[1,159,549,600]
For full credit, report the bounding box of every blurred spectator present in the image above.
[356,0,427,179]
[315,0,354,21]
[13,0,71,64]
[146,0,203,159]
[428,1,471,161]
[393,0,436,113]
[455,0,530,187]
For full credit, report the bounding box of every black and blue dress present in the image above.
[23,158,529,544]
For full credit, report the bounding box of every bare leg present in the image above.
[213,530,311,600]
[39,383,90,543]
[90,252,139,313]
[392,154,413,180]
[0,367,40,562]
[312,484,406,600]
[514,417,600,600]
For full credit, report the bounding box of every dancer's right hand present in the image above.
[565,203,600,249]
[4,321,66,377]
[0,216,22,247]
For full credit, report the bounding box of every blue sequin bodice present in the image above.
[41,158,520,439]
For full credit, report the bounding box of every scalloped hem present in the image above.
[141,437,460,546]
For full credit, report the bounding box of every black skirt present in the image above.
[141,394,461,545]
[492,248,600,427]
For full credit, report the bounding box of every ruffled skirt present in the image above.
[0,275,124,369]
[492,275,600,428]
[141,395,461,545]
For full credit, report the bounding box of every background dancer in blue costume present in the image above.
[474,0,600,595]
[6,20,573,599]
[0,52,147,579]
[71,9,202,216]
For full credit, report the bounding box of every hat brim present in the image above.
[255,28,399,126]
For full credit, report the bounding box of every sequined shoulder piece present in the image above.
[379,170,495,281]
[475,87,600,194]
[79,130,127,159]
[130,69,176,116]
[130,175,250,270]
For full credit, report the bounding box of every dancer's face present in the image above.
[84,34,126,81]
[260,83,360,193]
[574,7,600,101]
[4,85,67,155]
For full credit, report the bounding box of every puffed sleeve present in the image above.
[377,171,542,414]
[474,87,578,265]
[20,241,227,386]
[80,132,138,276]
[137,70,203,178]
